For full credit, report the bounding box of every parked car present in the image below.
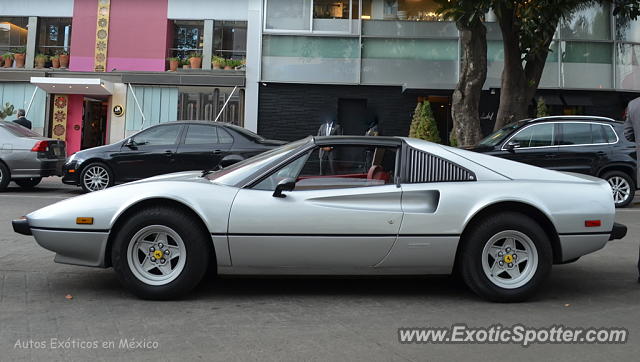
[469,116,637,207]
[0,121,66,191]
[62,121,286,192]
[13,136,626,302]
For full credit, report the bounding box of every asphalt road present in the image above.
[0,178,639,361]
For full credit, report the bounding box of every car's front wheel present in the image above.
[80,162,113,192]
[603,171,634,208]
[111,206,211,300]
[14,177,42,189]
[459,212,552,302]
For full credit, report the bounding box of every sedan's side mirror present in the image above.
[505,141,520,152]
[124,138,136,148]
[272,178,296,198]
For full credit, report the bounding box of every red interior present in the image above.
[296,166,390,183]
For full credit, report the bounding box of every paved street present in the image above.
[0,178,639,361]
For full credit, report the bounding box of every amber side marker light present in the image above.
[76,217,94,225]
[68,169,75,173]
[585,220,601,227]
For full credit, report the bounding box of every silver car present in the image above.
[0,121,66,190]
[12,136,626,302]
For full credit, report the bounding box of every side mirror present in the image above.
[272,178,296,198]
[505,141,520,152]
[124,138,136,148]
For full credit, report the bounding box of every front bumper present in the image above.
[12,217,109,267]
[61,160,80,185]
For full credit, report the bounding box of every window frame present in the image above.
[556,121,620,147]
[263,0,356,35]
[501,123,558,150]
[501,121,620,150]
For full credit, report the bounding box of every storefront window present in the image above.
[265,0,312,31]
[177,86,245,126]
[0,17,28,55]
[213,21,247,59]
[36,17,72,60]
[616,43,640,90]
[561,41,613,88]
[169,20,204,60]
[615,16,640,42]
[560,3,611,41]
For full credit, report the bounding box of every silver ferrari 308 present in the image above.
[13,136,627,302]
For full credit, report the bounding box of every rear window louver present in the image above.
[407,148,476,183]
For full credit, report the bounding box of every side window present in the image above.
[592,124,607,144]
[253,145,397,191]
[603,125,618,143]
[559,123,592,145]
[184,125,218,145]
[133,125,181,146]
[510,123,555,148]
[218,128,234,144]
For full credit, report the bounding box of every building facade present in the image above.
[1,0,639,152]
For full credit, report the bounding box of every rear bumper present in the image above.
[10,158,65,178]
[609,222,627,241]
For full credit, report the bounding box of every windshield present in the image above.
[205,138,310,186]
[0,121,41,137]
[478,121,526,147]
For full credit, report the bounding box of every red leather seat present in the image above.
[367,165,390,183]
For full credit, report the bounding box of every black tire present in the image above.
[80,162,114,193]
[14,177,42,189]
[602,171,634,208]
[0,162,9,191]
[111,206,212,300]
[459,212,552,302]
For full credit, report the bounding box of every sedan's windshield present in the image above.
[478,121,527,147]
[205,138,309,186]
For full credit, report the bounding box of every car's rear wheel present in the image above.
[80,162,113,192]
[111,206,211,300]
[0,162,10,191]
[459,212,552,302]
[14,177,42,189]
[602,171,634,208]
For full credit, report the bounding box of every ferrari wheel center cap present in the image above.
[503,254,514,264]
[153,250,164,259]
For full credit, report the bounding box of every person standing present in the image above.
[13,109,32,129]
[317,118,342,175]
[623,97,640,283]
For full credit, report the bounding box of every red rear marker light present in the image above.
[585,220,601,227]
[31,140,49,152]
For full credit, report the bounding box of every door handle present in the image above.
[212,150,222,155]
[164,150,173,156]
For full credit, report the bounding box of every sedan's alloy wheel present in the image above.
[127,225,187,286]
[608,176,631,205]
[83,165,110,191]
[481,230,538,289]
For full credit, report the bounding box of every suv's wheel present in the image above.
[602,171,634,208]
[14,177,42,189]
[0,162,10,191]
[111,206,211,300]
[80,162,113,192]
[459,212,552,302]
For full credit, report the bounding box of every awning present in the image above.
[30,77,114,95]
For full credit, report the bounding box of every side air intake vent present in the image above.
[407,148,476,183]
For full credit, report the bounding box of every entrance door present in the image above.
[81,98,108,150]
[338,98,368,136]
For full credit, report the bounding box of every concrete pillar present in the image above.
[108,83,128,143]
[25,17,37,69]
[202,19,214,70]
[244,0,262,133]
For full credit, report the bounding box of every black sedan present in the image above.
[469,116,637,207]
[63,121,285,192]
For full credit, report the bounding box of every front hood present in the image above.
[73,142,122,159]
[123,171,207,186]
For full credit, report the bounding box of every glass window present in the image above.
[592,124,607,144]
[559,123,593,145]
[177,86,244,126]
[616,43,640,90]
[218,128,234,144]
[185,124,219,144]
[36,17,72,60]
[616,16,640,42]
[604,125,617,143]
[0,17,28,55]
[213,21,247,59]
[265,0,312,31]
[561,41,612,89]
[510,124,555,148]
[169,20,204,60]
[362,0,444,21]
[133,125,181,146]
[254,145,397,191]
[560,3,611,41]
[313,0,353,32]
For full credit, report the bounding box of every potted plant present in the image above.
[1,52,13,68]
[167,57,180,71]
[182,58,190,69]
[212,56,225,69]
[34,54,48,69]
[223,58,234,70]
[59,51,69,68]
[188,53,202,69]
[12,47,25,68]
[51,54,60,69]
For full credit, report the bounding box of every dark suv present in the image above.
[470,116,637,207]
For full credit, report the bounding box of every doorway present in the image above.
[81,97,108,150]
[426,96,452,145]
[338,98,368,136]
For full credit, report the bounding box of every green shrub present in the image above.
[409,101,441,143]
